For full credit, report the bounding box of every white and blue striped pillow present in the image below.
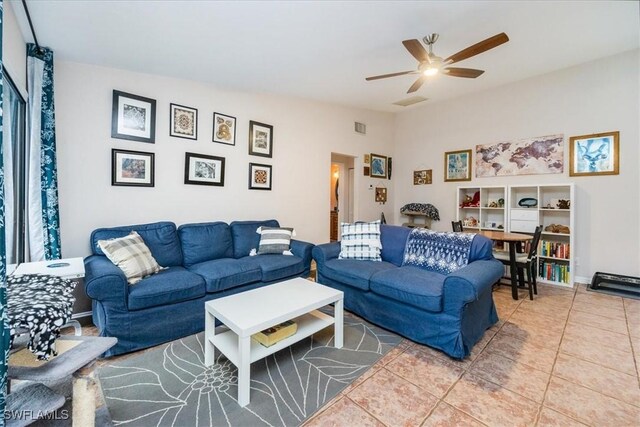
[255,226,296,255]
[339,220,382,261]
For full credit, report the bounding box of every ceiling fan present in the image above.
[366,32,509,93]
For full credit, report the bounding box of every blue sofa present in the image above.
[312,225,503,359]
[84,220,313,356]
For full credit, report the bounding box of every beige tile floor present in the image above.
[303,283,640,427]
[84,282,640,426]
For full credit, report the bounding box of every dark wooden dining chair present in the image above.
[493,225,543,300]
[451,221,464,232]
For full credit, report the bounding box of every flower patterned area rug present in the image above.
[98,312,402,426]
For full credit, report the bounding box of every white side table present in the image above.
[12,257,85,336]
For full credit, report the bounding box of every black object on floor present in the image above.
[589,272,640,300]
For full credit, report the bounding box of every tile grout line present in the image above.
[623,299,640,386]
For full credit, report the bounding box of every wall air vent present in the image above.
[354,122,367,135]
[393,96,428,107]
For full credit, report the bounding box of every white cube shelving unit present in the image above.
[456,186,507,232]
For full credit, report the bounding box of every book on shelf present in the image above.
[539,240,570,259]
[252,320,298,347]
[539,261,570,284]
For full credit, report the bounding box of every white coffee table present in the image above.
[204,277,344,407]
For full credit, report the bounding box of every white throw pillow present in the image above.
[97,231,162,284]
[338,220,382,261]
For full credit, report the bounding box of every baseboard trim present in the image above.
[575,275,591,285]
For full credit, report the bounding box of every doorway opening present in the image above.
[330,153,355,241]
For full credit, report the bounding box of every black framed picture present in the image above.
[170,103,198,140]
[248,120,273,158]
[184,152,225,186]
[248,163,272,190]
[111,90,156,143]
[111,149,155,187]
[213,112,236,145]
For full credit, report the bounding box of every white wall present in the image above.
[2,0,27,94]
[55,61,395,257]
[393,49,640,280]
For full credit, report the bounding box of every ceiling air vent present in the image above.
[393,96,428,107]
[354,122,367,135]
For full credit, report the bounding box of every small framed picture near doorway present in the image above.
[249,121,273,157]
[248,163,272,190]
[370,153,388,179]
[111,90,156,143]
[184,152,225,186]
[111,149,155,187]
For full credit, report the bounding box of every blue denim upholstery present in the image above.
[312,227,502,359]
[187,258,262,293]
[230,220,280,258]
[91,221,183,267]
[178,222,233,267]
[85,220,314,356]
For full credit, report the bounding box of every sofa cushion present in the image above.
[230,220,280,258]
[127,266,205,311]
[187,258,262,293]
[469,235,495,262]
[91,221,183,267]
[237,255,304,282]
[257,227,295,255]
[321,259,396,291]
[178,222,233,267]
[370,266,446,313]
[380,224,411,266]
[339,221,382,261]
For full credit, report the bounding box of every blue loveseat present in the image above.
[84,220,313,356]
[312,224,503,359]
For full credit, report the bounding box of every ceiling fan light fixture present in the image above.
[423,67,439,76]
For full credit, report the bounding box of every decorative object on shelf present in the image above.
[484,221,503,229]
[249,163,272,190]
[498,198,505,207]
[370,153,388,179]
[363,166,370,176]
[476,134,564,177]
[569,131,619,177]
[557,199,570,209]
[462,216,478,227]
[248,120,273,158]
[387,157,392,180]
[375,186,387,204]
[488,200,498,208]
[212,112,236,145]
[444,149,472,182]
[459,191,480,207]
[111,149,154,187]
[544,224,570,234]
[518,197,538,208]
[184,152,225,186]
[413,169,432,185]
[111,90,156,143]
[364,154,370,164]
[169,103,197,140]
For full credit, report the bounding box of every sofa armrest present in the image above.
[290,239,314,270]
[84,255,128,308]
[312,242,341,266]
[443,260,503,308]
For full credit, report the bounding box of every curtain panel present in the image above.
[27,43,61,261]
[0,0,11,420]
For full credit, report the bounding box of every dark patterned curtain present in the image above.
[0,0,12,419]
[27,44,61,261]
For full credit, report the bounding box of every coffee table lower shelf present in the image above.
[210,310,334,365]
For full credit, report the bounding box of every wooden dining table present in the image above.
[477,230,533,300]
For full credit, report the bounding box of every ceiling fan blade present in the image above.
[445,32,509,64]
[365,70,416,81]
[407,76,427,93]
[444,67,485,78]
[402,39,430,64]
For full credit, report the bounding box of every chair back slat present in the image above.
[529,225,544,259]
[451,221,464,232]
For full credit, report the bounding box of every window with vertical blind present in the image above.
[3,72,27,264]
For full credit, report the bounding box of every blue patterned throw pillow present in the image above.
[339,220,382,261]
[403,229,475,274]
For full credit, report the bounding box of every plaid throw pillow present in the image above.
[97,231,162,284]
[256,226,296,255]
[339,220,382,261]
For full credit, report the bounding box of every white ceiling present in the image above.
[12,0,640,112]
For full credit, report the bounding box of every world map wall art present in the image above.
[475,134,564,177]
